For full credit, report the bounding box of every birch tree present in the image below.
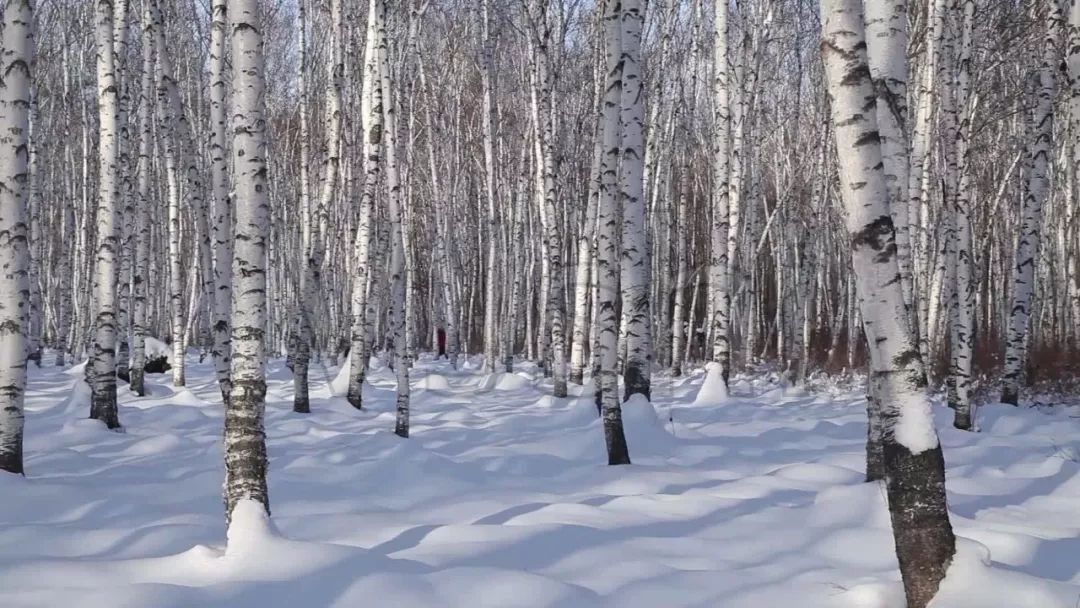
[0,0,32,475]
[618,0,651,402]
[224,0,271,521]
[88,0,122,430]
[598,0,630,465]
[1001,0,1062,405]
[821,0,955,605]
[346,0,381,410]
[709,0,731,389]
[209,0,231,404]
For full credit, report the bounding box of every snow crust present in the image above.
[4,354,1080,607]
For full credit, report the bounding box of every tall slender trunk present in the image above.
[1002,0,1061,405]
[709,0,731,388]
[130,0,156,397]
[209,0,232,404]
[0,0,32,474]
[481,0,499,374]
[293,0,315,413]
[618,0,651,402]
[224,0,271,523]
[951,0,976,429]
[89,0,122,430]
[598,0,630,464]
[347,3,381,409]
[113,0,132,384]
[374,0,409,438]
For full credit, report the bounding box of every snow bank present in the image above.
[621,394,676,454]
[477,372,532,391]
[329,349,352,396]
[225,500,278,556]
[693,362,729,405]
[932,538,1078,608]
[59,378,92,415]
[417,374,451,391]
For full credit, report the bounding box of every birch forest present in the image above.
[4,0,1080,606]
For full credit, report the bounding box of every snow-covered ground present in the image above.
[2,353,1080,607]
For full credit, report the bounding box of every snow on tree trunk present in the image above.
[88,0,122,430]
[1002,0,1061,406]
[821,1,955,605]
[0,0,32,474]
[618,0,652,403]
[225,0,271,523]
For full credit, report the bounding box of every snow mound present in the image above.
[63,360,87,376]
[329,350,352,396]
[478,372,532,391]
[417,374,451,391]
[226,500,278,556]
[622,394,675,454]
[932,538,1078,607]
[60,378,92,415]
[693,362,729,405]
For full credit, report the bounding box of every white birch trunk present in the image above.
[347,0,381,409]
[1002,0,1062,405]
[225,0,271,523]
[709,0,731,389]
[598,0,630,464]
[130,0,155,397]
[0,0,32,474]
[88,0,122,429]
[209,0,232,404]
[618,0,651,401]
[822,1,955,605]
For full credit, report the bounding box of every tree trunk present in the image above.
[0,0,32,474]
[224,0,271,523]
[88,0,122,430]
[821,1,956,605]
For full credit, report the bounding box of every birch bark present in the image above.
[821,1,955,604]
[225,0,272,522]
[1002,0,1062,405]
[0,0,32,474]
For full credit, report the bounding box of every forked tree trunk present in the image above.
[821,1,955,605]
